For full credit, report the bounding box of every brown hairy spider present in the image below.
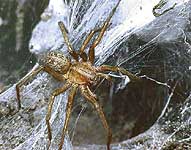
[16,1,140,150]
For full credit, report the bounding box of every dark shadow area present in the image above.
[0,0,49,87]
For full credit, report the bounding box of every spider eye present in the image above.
[49,51,55,56]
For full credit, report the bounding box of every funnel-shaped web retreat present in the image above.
[0,0,191,150]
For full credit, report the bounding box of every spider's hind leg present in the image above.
[80,85,112,150]
[15,65,43,110]
[96,73,113,87]
[97,65,141,81]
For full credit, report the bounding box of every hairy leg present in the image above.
[88,0,121,64]
[44,67,66,82]
[16,65,43,109]
[79,28,101,61]
[58,84,78,150]
[96,65,141,81]
[46,82,71,150]
[96,72,113,83]
[80,85,112,150]
[58,21,79,61]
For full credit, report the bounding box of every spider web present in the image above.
[0,0,191,149]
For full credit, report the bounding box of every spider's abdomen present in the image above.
[40,51,71,74]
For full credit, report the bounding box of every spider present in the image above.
[15,1,140,150]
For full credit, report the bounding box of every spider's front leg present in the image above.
[80,85,112,150]
[16,65,43,110]
[46,82,71,150]
[96,73,113,86]
[58,84,78,150]
[97,65,141,82]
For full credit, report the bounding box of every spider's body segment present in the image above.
[15,1,140,150]
[66,62,97,85]
[40,50,97,85]
[40,51,71,74]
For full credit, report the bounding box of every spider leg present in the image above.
[44,67,65,82]
[88,0,121,64]
[46,82,71,150]
[16,65,43,110]
[80,85,112,150]
[96,72,113,86]
[58,84,78,150]
[58,21,79,61]
[96,65,141,81]
[79,28,101,61]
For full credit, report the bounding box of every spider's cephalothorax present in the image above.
[39,51,71,74]
[16,1,140,150]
